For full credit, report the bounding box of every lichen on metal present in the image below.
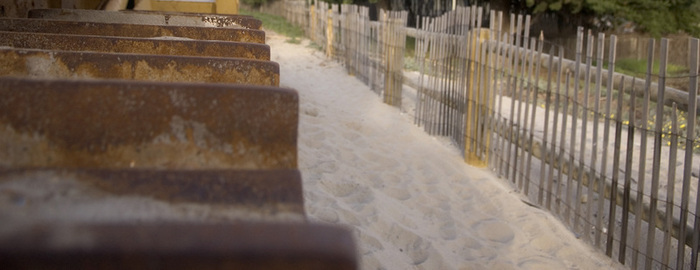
[28,8,262,29]
[0,18,266,44]
[0,78,298,169]
[0,31,271,60]
[0,48,279,86]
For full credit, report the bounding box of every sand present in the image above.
[267,31,628,269]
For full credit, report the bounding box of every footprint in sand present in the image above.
[344,183,375,205]
[368,175,385,189]
[336,207,364,226]
[304,131,327,149]
[472,219,515,244]
[528,232,562,253]
[319,178,359,197]
[385,223,432,265]
[319,179,375,209]
[382,186,412,201]
[417,248,448,269]
[459,237,497,261]
[395,214,419,230]
[361,255,385,270]
[358,231,385,255]
[313,161,338,174]
[518,256,566,270]
[302,106,319,117]
[300,119,322,133]
[341,128,362,141]
[456,185,476,201]
[338,150,359,164]
[412,200,451,220]
[380,172,405,186]
[438,215,459,241]
[360,151,401,170]
[309,206,339,224]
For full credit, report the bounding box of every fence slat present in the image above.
[547,47,565,210]
[540,43,555,205]
[524,36,543,196]
[508,14,523,184]
[584,32,604,244]
[645,38,668,270]
[476,30,488,160]
[488,11,503,170]
[497,30,511,178]
[558,72,572,216]
[504,13,517,181]
[688,37,700,270]
[663,102,679,266]
[620,77,636,264]
[566,27,584,225]
[575,30,594,234]
[598,34,617,248]
[515,16,532,190]
[632,38,655,270]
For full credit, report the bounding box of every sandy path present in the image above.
[267,31,626,269]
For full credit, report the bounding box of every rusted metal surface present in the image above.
[0,8,358,269]
[0,48,279,86]
[0,168,305,215]
[0,222,357,270]
[0,78,298,169]
[28,8,263,30]
[0,18,266,44]
[0,31,271,61]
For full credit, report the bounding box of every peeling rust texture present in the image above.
[0,48,279,86]
[0,168,305,211]
[0,18,266,44]
[0,222,357,270]
[129,9,263,30]
[28,8,263,30]
[0,78,298,169]
[0,31,271,61]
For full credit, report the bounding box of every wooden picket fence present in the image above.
[281,1,700,269]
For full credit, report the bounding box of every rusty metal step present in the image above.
[0,48,279,86]
[0,18,266,44]
[0,168,305,222]
[0,222,357,270]
[28,8,263,30]
[0,77,298,169]
[0,31,271,61]
[0,7,359,270]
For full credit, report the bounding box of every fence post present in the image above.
[326,7,333,58]
[464,25,489,167]
[690,36,700,270]
[310,4,316,44]
[680,37,700,270]
[645,37,668,270]
[632,38,654,269]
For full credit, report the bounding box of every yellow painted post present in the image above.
[103,0,129,10]
[465,28,490,167]
[310,5,316,44]
[133,0,151,10]
[61,0,103,9]
[216,0,238,15]
[326,11,333,58]
[147,0,215,13]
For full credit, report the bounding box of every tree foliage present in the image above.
[314,0,700,36]
[241,0,267,7]
[524,0,700,36]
